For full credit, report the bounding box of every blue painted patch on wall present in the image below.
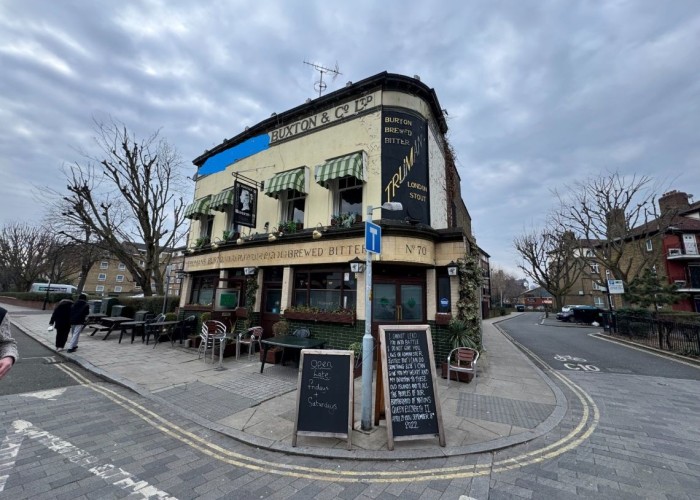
[199,134,270,176]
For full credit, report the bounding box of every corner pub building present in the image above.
[179,72,488,363]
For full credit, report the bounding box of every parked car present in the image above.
[557,305,603,324]
[555,304,582,321]
[515,304,525,312]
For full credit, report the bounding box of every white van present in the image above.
[29,283,78,294]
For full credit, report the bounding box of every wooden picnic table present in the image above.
[260,335,325,373]
[118,320,147,344]
[89,316,133,341]
[86,312,106,323]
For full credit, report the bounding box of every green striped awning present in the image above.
[210,189,235,212]
[184,195,211,220]
[264,168,306,198]
[314,153,364,188]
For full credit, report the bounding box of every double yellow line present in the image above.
[56,353,598,483]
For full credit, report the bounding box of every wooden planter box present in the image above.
[222,343,238,358]
[260,348,282,364]
[435,313,452,325]
[441,362,474,383]
[283,310,355,324]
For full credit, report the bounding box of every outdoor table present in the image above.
[118,320,146,344]
[85,312,106,325]
[146,320,180,346]
[91,316,133,341]
[260,335,325,373]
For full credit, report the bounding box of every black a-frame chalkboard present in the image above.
[292,349,353,450]
[379,325,445,450]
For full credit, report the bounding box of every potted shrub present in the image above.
[441,318,480,382]
[261,320,287,364]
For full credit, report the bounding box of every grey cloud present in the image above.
[1,0,699,277]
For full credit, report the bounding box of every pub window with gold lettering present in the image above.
[293,268,356,311]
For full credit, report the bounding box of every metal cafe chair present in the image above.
[446,347,479,387]
[199,320,227,363]
[236,326,263,360]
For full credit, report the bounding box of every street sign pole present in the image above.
[361,214,381,431]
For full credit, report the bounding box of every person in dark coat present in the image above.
[66,294,90,353]
[49,298,73,351]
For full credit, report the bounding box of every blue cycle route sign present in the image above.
[365,221,382,254]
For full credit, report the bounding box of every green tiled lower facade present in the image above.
[283,319,453,367]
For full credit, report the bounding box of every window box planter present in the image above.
[283,310,355,324]
[435,313,452,326]
[278,221,303,234]
[330,213,362,228]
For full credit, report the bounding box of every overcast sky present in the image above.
[2,0,699,278]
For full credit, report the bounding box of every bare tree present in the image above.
[0,222,54,292]
[553,171,670,288]
[47,119,187,295]
[514,225,583,310]
[490,267,525,307]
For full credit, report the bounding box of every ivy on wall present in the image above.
[243,274,259,329]
[455,252,483,349]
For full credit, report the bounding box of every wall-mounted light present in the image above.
[211,237,223,250]
[312,223,324,240]
[349,257,365,273]
[236,236,245,245]
[447,261,458,276]
[244,267,257,276]
[268,233,277,242]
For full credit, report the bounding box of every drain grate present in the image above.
[456,393,555,429]
[157,381,258,421]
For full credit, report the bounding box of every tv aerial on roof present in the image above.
[303,60,342,98]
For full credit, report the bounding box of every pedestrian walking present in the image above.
[66,294,90,353]
[49,298,73,351]
[0,306,18,379]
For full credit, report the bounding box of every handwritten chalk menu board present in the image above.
[379,325,445,450]
[292,349,353,450]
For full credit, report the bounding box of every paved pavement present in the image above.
[4,303,567,461]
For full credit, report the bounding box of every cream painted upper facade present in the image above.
[181,73,475,326]
[187,88,449,250]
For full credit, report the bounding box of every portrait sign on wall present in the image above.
[381,110,429,224]
[233,181,257,228]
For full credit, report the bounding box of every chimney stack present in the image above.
[606,208,627,240]
[659,190,691,215]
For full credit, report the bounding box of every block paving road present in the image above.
[2,315,700,498]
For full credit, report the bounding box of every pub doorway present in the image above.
[371,265,426,334]
[260,267,284,339]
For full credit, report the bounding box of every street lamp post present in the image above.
[361,201,402,431]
